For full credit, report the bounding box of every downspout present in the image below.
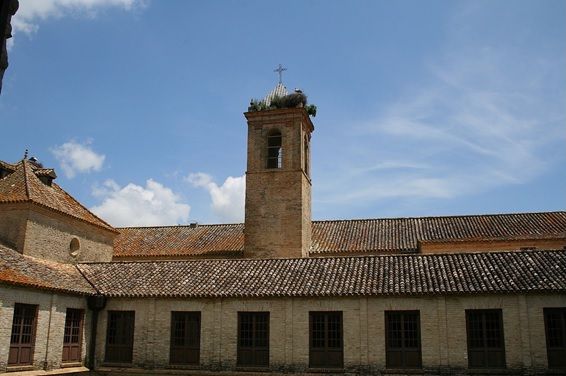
[87,295,106,370]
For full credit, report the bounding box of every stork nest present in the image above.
[248,92,317,117]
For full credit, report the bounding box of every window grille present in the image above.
[309,312,343,368]
[237,312,269,367]
[9,303,38,366]
[466,309,506,368]
[385,311,422,368]
[62,308,84,363]
[105,311,135,364]
[170,311,201,365]
[544,308,566,369]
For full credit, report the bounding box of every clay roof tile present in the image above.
[77,250,566,298]
[0,159,116,233]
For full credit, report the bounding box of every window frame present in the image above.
[309,311,343,369]
[237,311,270,368]
[465,309,506,369]
[104,310,135,364]
[544,307,566,369]
[8,303,39,366]
[169,311,201,366]
[62,308,84,363]
[266,130,282,169]
[385,310,422,369]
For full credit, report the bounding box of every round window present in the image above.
[69,237,80,257]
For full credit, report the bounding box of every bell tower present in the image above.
[243,83,314,259]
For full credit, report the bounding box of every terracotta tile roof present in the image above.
[34,168,57,178]
[311,212,566,254]
[113,212,566,258]
[0,245,96,295]
[0,159,116,233]
[77,250,566,298]
[0,160,16,172]
[114,224,244,258]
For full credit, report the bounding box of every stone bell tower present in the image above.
[243,82,314,259]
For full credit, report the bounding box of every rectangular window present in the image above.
[170,311,201,365]
[8,303,38,366]
[385,311,422,368]
[62,308,84,363]
[105,311,135,364]
[237,312,269,367]
[544,308,566,369]
[309,311,343,369]
[466,309,506,368]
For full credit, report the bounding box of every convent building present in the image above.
[1,83,566,376]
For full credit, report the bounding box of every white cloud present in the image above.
[51,140,105,178]
[318,34,565,208]
[10,0,143,46]
[186,173,245,223]
[91,179,191,227]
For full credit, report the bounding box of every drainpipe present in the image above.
[87,295,107,370]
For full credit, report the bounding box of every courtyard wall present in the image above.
[93,293,566,374]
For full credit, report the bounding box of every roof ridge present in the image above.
[114,211,566,229]
[21,160,32,199]
[117,222,245,230]
[313,211,566,223]
[52,182,117,232]
[80,249,566,267]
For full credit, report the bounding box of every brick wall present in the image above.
[0,285,90,373]
[94,293,566,374]
[0,202,114,263]
[244,109,313,259]
[0,204,28,251]
[420,238,566,254]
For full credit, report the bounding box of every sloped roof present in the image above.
[0,159,116,233]
[115,224,244,258]
[78,250,566,298]
[0,244,96,295]
[113,212,566,258]
[311,212,566,254]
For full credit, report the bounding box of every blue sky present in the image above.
[1,0,565,226]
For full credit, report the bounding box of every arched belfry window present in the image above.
[267,130,282,169]
[304,136,309,176]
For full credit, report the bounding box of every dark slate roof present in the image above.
[113,212,566,258]
[0,245,96,295]
[0,159,116,233]
[77,250,566,298]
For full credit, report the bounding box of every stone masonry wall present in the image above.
[0,285,90,373]
[94,293,566,375]
[23,206,114,263]
[0,204,28,252]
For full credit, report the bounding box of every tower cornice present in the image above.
[244,107,315,133]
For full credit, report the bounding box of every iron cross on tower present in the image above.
[274,64,287,84]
